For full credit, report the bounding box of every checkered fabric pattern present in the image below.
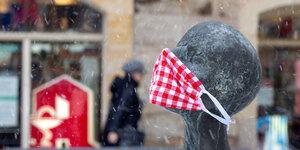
[149,48,205,110]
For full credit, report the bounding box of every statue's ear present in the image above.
[171,45,188,62]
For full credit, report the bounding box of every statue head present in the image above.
[165,21,261,117]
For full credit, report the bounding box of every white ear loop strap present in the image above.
[197,89,232,131]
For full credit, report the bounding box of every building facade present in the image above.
[1,0,300,149]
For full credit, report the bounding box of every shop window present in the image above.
[258,5,300,148]
[259,18,294,39]
[0,0,102,33]
[0,42,22,147]
[30,42,102,141]
[258,5,300,40]
[31,42,101,87]
[43,4,103,32]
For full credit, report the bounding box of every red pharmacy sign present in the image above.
[30,75,99,148]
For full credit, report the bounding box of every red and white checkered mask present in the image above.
[149,48,232,130]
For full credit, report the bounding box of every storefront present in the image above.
[0,0,134,148]
[257,5,300,148]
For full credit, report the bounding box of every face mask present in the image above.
[149,48,233,131]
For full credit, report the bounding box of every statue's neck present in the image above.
[182,113,230,150]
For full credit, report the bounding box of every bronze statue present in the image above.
[150,21,261,150]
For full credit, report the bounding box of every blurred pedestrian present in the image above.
[102,60,146,147]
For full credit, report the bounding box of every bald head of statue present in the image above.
[166,21,261,117]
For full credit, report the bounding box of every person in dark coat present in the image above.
[102,60,146,147]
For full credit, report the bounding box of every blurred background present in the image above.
[0,0,300,149]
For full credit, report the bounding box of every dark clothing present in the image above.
[102,75,143,146]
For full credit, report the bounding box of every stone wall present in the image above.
[85,0,135,129]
